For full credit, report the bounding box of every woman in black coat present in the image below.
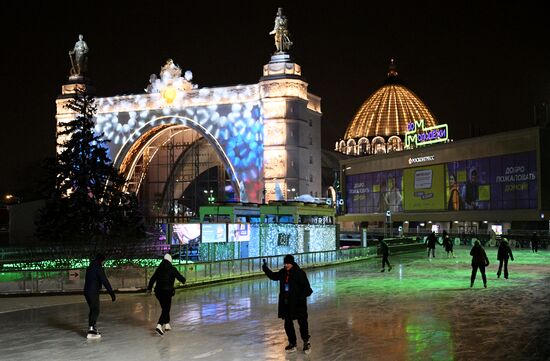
[426,231,438,258]
[470,240,490,288]
[442,230,455,258]
[147,253,186,335]
[497,239,514,279]
[263,254,313,354]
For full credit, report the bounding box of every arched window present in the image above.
[372,136,386,154]
[338,140,346,153]
[346,139,357,155]
[387,136,403,153]
[357,137,369,155]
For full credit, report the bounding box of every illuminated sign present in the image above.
[408,155,435,164]
[405,119,448,148]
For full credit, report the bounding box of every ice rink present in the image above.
[1,246,549,361]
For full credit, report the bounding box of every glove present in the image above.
[262,258,267,266]
[511,257,514,261]
[110,292,116,302]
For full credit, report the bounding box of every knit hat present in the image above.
[164,253,172,263]
[283,254,295,264]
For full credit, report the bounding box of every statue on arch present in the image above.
[269,8,293,54]
[69,34,89,77]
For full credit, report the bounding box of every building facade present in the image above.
[338,127,549,235]
[55,10,322,220]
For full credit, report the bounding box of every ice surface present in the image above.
[0,246,549,361]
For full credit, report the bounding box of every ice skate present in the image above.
[164,323,172,331]
[380,268,385,272]
[388,266,392,271]
[285,344,297,353]
[155,324,165,336]
[87,326,101,339]
[303,341,311,355]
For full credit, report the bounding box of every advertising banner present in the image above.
[403,165,445,211]
[345,170,403,214]
[201,223,227,243]
[446,151,537,210]
[172,223,201,245]
[228,223,251,242]
[345,151,537,214]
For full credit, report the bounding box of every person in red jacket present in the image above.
[263,254,313,354]
[470,240,490,288]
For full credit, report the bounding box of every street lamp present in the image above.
[287,187,296,200]
[204,189,215,204]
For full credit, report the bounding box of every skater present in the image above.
[470,240,490,288]
[262,255,313,354]
[379,238,392,272]
[442,230,455,258]
[496,238,514,279]
[531,232,539,253]
[426,231,438,258]
[83,254,116,339]
[147,253,186,336]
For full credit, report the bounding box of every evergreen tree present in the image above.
[36,90,145,250]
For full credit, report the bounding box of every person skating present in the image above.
[470,240,490,288]
[83,254,116,339]
[147,253,186,335]
[531,232,539,253]
[426,231,438,258]
[496,238,514,279]
[442,230,455,258]
[379,238,392,272]
[262,254,313,354]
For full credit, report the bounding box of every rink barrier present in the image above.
[0,243,424,295]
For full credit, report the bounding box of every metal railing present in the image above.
[0,245,424,295]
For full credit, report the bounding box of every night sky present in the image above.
[1,1,549,196]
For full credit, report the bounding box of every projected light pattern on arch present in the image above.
[93,86,264,202]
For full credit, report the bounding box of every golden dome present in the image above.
[344,60,437,139]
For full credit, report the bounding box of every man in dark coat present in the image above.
[379,239,392,272]
[83,254,116,338]
[426,231,438,258]
[531,232,539,253]
[147,253,186,335]
[496,239,514,279]
[263,254,313,354]
[470,240,490,288]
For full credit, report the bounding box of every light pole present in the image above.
[203,189,215,204]
[287,187,296,200]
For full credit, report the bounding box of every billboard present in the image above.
[201,223,227,243]
[403,165,446,211]
[346,151,537,214]
[172,224,201,245]
[446,151,537,210]
[345,169,403,214]
[228,223,251,242]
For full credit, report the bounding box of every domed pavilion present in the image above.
[336,60,438,155]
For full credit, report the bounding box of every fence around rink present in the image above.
[0,243,424,295]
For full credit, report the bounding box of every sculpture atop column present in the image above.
[68,34,89,77]
[269,8,292,54]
